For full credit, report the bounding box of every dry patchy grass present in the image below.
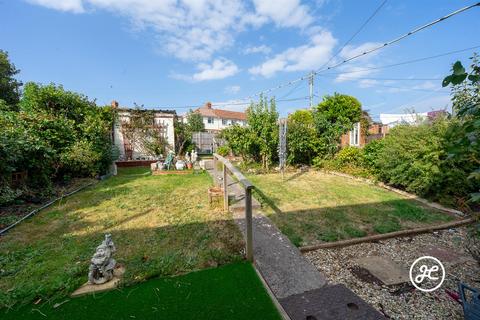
[249,171,454,246]
[0,170,243,309]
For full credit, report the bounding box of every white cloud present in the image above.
[27,0,84,13]
[27,0,315,62]
[249,30,337,77]
[252,0,313,28]
[358,79,379,88]
[225,85,241,94]
[172,58,239,82]
[243,45,272,55]
[412,81,438,90]
[334,65,377,82]
[333,42,383,82]
[339,42,382,61]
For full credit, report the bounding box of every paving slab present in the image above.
[354,256,409,286]
[207,165,326,298]
[420,245,476,265]
[279,284,385,320]
[207,164,382,318]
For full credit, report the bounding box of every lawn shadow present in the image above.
[0,171,246,311]
[250,181,458,247]
[284,168,309,182]
[264,199,458,247]
[0,216,246,311]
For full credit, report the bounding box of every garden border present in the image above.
[0,181,96,236]
[321,170,465,217]
[299,217,474,252]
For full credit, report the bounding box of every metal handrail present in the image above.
[213,154,254,190]
[213,153,254,262]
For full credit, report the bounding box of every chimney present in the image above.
[111,100,119,108]
[205,102,212,109]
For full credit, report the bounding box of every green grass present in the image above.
[116,166,151,175]
[1,262,281,320]
[250,171,455,246]
[0,169,244,309]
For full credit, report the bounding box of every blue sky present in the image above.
[1,1,479,119]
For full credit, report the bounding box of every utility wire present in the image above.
[280,81,306,99]
[314,2,480,75]
[317,75,442,81]
[238,3,480,102]
[318,45,480,75]
[317,0,388,71]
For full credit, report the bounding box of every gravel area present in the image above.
[305,227,480,319]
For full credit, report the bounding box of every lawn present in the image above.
[1,262,281,320]
[249,171,455,247]
[0,169,244,309]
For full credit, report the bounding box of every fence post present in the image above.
[223,164,228,212]
[213,155,218,186]
[245,187,253,262]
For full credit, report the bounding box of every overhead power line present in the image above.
[239,3,480,102]
[317,75,442,81]
[314,2,480,74]
[318,0,388,71]
[318,45,480,76]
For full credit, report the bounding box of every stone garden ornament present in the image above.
[88,234,117,284]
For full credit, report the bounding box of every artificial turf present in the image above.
[1,262,281,320]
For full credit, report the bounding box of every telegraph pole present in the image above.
[309,71,314,109]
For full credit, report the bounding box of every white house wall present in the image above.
[113,111,175,160]
[202,116,246,131]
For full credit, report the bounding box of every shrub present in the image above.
[216,145,230,157]
[375,118,478,207]
[0,83,116,205]
[287,110,319,165]
[312,146,371,178]
[362,139,385,171]
[334,146,364,166]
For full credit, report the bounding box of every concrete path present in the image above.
[209,167,327,299]
[207,165,383,319]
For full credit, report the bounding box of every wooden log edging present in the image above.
[300,218,475,252]
[322,170,465,217]
[0,182,96,236]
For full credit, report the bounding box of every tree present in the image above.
[175,110,205,155]
[443,53,480,203]
[246,96,279,169]
[186,111,205,132]
[0,50,22,109]
[219,124,259,161]
[313,93,362,158]
[287,109,319,165]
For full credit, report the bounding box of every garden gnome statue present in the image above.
[185,152,191,163]
[88,234,117,284]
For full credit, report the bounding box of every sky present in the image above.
[1,1,479,120]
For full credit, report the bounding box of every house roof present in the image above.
[195,102,246,121]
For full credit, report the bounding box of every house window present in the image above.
[222,119,228,125]
[207,117,214,124]
[231,120,236,125]
[349,122,360,146]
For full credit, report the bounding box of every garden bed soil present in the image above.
[0,178,96,230]
[304,227,480,319]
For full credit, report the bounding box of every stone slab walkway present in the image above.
[209,167,326,298]
[207,164,383,319]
